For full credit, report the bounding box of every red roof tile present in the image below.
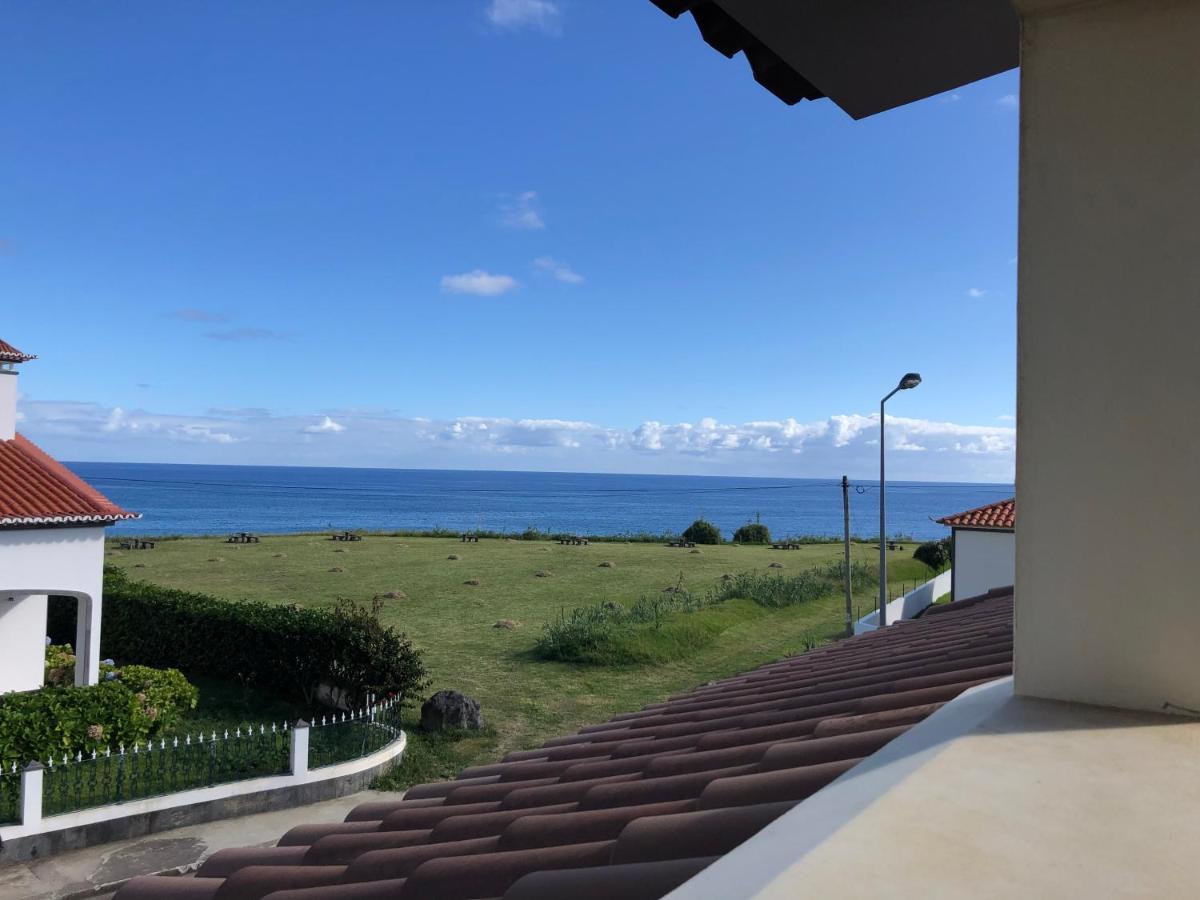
[937,498,1015,530]
[0,338,36,364]
[114,593,1013,900]
[0,434,138,527]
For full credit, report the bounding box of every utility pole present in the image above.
[842,476,853,638]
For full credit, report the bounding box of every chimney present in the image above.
[0,339,36,441]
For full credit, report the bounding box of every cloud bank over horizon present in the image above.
[17,399,1015,483]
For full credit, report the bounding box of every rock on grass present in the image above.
[447,554,460,561]
[768,562,784,569]
[493,619,519,630]
[534,570,554,578]
[329,566,344,573]
[376,590,407,600]
[598,561,615,568]
[463,578,482,586]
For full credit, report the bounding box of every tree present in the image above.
[733,522,771,544]
[914,538,952,573]
[682,518,722,545]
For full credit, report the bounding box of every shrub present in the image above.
[914,538,952,573]
[0,657,197,768]
[682,519,722,545]
[733,522,771,544]
[51,567,428,709]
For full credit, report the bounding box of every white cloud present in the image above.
[533,256,584,284]
[499,191,545,230]
[997,414,1015,422]
[485,0,561,34]
[303,416,345,434]
[998,94,1019,109]
[966,287,987,298]
[440,270,518,296]
[17,401,1015,481]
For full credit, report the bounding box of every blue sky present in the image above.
[1,1,1018,482]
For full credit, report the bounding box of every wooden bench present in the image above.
[227,532,260,544]
[331,531,363,542]
[667,540,696,548]
[461,534,480,543]
[771,542,801,550]
[118,539,156,550]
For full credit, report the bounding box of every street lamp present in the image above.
[879,372,922,628]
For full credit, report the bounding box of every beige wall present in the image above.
[1014,0,1200,711]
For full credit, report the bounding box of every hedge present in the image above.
[49,567,428,708]
[0,657,198,768]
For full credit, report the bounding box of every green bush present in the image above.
[682,518,722,545]
[914,538,952,573]
[733,522,771,544]
[0,660,198,768]
[51,567,428,709]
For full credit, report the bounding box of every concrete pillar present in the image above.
[290,720,310,777]
[0,593,49,693]
[74,593,102,687]
[1013,0,1200,712]
[19,763,43,828]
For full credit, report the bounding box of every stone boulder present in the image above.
[421,690,484,732]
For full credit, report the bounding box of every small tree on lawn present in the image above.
[733,522,771,544]
[682,518,722,545]
[914,538,952,573]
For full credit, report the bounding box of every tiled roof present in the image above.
[937,498,1016,530]
[0,434,138,527]
[0,338,36,364]
[115,593,1013,900]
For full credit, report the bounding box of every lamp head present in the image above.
[898,373,922,390]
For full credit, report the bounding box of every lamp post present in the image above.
[879,372,922,628]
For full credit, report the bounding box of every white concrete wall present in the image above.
[1014,0,1200,711]
[953,530,1014,602]
[855,570,952,634]
[0,527,106,693]
[0,371,16,441]
[0,593,47,693]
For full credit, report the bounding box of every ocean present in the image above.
[67,462,1014,542]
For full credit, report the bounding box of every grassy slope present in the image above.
[108,534,932,785]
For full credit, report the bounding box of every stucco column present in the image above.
[74,593,102,687]
[1013,0,1200,711]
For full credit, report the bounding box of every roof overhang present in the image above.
[650,0,1020,119]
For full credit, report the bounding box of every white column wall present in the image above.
[1014,0,1200,711]
[0,371,16,441]
[0,526,107,691]
[953,530,1014,601]
[0,594,48,693]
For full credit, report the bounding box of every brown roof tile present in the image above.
[114,592,1012,900]
[0,338,36,364]
[937,498,1016,530]
[0,434,138,527]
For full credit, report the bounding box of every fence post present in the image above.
[290,720,310,778]
[20,762,44,828]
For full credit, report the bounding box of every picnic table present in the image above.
[771,542,802,550]
[118,538,156,550]
[557,536,589,546]
[461,534,480,543]
[331,531,363,542]
[887,541,905,552]
[227,532,260,544]
[667,540,696,548]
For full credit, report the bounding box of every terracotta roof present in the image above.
[937,498,1016,531]
[647,1,1019,119]
[0,434,138,527]
[0,338,36,364]
[115,593,1013,900]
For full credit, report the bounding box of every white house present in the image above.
[937,498,1015,603]
[0,338,138,694]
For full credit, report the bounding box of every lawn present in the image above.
[107,534,933,786]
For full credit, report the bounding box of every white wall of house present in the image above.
[953,530,1014,602]
[0,526,106,693]
[0,370,16,441]
[1014,0,1200,712]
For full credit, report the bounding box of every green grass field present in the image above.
[107,534,933,786]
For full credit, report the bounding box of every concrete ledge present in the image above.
[0,732,405,866]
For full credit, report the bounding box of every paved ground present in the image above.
[0,790,394,900]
